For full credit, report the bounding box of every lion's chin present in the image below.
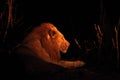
[60,49,68,54]
[61,46,69,54]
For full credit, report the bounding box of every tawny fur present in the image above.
[22,22,85,69]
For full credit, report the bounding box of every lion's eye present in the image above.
[48,30,56,38]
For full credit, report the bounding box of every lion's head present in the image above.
[23,22,70,61]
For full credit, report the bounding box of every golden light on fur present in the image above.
[22,22,85,69]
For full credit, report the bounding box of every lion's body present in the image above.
[21,22,85,69]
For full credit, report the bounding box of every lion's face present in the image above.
[53,29,70,53]
[39,23,70,54]
[49,27,70,53]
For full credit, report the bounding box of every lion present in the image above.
[22,22,85,69]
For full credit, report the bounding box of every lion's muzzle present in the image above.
[61,39,70,53]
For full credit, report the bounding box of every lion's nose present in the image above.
[66,40,70,47]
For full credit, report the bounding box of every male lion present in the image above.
[17,22,85,69]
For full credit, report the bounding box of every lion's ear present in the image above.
[48,29,57,38]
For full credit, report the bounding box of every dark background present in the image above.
[0,0,120,79]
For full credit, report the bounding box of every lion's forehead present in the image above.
[50,26,64,36]
[41,23,56,29]
[51,26,57,31]
[38,23,66,40]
